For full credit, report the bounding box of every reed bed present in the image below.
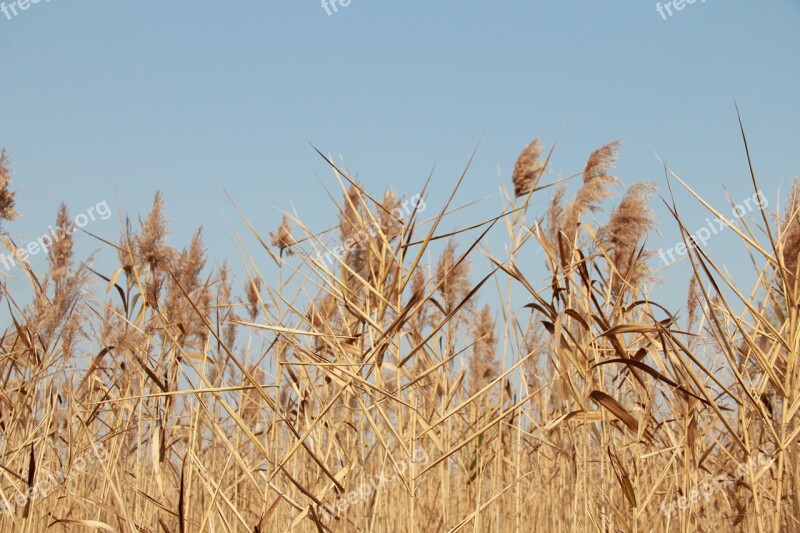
[0,127,797,532]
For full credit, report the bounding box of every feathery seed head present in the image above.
[0,148,19,224]
[600,181,658,294]
[137,191,173,271]
[270,213,296,256]
[435,239,472,311]
[559,141,623,249]
[48,203,74,283]
[781,180,800,284]
[469,304,498,394]
[512,138,545,198]
[244,276,261,321]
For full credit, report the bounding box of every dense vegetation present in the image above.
[0,131,797,531]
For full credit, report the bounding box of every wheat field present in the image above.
[0,130,798,532]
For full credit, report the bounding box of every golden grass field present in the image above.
[0,128,798,532]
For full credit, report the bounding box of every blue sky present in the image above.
[1,1,798,310]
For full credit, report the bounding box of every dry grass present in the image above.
[0,128,798,532]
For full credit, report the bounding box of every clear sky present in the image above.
[1,1,798,310]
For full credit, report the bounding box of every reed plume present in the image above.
[270,213,296,256]
[599,181,658,294]
[559,140,622,248]
[30,203,88,359]
[209,261,237,384]
[781,179,800,286]
[544,185,566,257]
[468,304,498,395]
[435,239,472,312]
[337,182,371,278]
[118,215,136,277]
[0,148,18,224]
[164,228,210,347]
[48,203,75,287]
[687,274,701,335]
[378,188,404,240]
[217,261,237,349]
[512,138,545,198]
[244,276,262,321]
[137,191,173,307]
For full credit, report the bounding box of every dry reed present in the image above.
[0,130,797,532]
